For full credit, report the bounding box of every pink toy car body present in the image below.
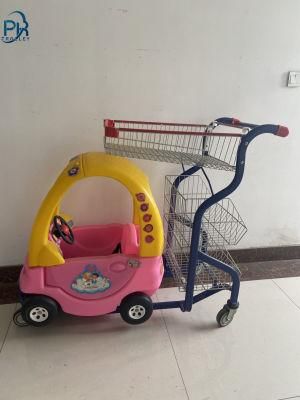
[16,152,164,326]
[20,224,163,318]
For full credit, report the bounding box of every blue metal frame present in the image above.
[154,119,284,312]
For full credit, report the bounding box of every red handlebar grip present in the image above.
[276,125,289,137]
[232,118,241,125]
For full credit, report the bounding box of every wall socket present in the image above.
[287,71,300,87]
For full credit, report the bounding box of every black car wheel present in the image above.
[22,296,58,327]
[119,293,153,325]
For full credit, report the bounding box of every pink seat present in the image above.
[121,224,139,255]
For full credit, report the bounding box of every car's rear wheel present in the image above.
[22,296,58,327]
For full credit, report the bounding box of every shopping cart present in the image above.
[104,117,288,326]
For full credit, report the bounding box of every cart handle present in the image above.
[216,117,289,137]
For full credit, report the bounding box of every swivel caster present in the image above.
[216,302,239,327]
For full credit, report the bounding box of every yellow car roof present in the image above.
[28,152,164,267]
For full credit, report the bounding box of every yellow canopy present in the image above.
[28,152,164,267]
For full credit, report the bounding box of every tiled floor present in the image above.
[0,278,300,400]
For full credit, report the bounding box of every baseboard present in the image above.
[0,265,21,305]
[229,245,300,263]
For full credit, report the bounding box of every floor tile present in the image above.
[0,307,187,400]
[0,303,15,350]
[157,280,300,400]
[273,276,300,308]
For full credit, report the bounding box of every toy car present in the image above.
[15,152,164,326]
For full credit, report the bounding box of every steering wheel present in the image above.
[53,215,74,245]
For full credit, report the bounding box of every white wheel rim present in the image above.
[128,305,146,320]
[221,313,231,326]
[29,307,49,323]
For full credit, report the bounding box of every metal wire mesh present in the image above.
[104,120,241,171]
[164,175,245,292]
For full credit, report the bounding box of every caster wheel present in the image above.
[216,304,236,327]
[22,296,58,327]
[120,293,153,325]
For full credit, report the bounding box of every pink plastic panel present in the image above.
[121,224,139,255]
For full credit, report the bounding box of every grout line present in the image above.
[272,280,300,311]
[277,396,300,400]
[159,308,190,400]
[0,303,17,355]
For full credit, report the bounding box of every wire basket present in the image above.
[164,235,240,292]
[104,119,242,171]
[164,175,247,246]
[164,174,246,292]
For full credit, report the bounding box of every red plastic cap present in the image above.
[104,119,115,128]
[104,119,119,137]
[232,118,240,125]
[276,125,289,137]
[105,127,119,138]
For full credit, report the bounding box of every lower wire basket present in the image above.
[164,174,244,292]
[164,226,241,292]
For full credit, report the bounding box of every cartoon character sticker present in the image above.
[71,264,111,294]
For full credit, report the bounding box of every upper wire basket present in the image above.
[104,119,242,171]
[164,174,246,292]
[164,175,247,246]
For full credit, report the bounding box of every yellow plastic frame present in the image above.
[28,152,164,267]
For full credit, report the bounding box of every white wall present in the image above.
[0,0,299,265]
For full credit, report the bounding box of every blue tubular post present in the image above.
[192,287,225,303]
[184,123,288,312]
[153,300,184,310]
[167,165,200,219]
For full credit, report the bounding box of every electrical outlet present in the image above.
[288,71,300,87]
